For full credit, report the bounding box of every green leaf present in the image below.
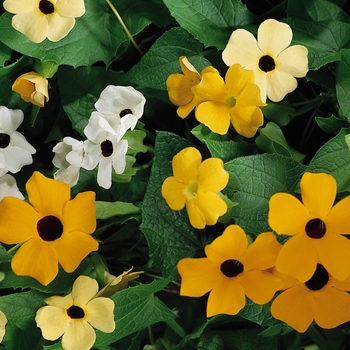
[123,129,148,155]
[57,66,122,136]
[191,124,232,143]
[306,128,350,192]
[224,154,306,234]
[0,41,12,67]
[2,322,41,350]
[96,201,140,219]
[315,115,350,135]
[336,49,350,119]
[261,101,295,127]
[162,0,255,49]
[121,27,211,90]
[94,279,175,346]
[239,299,278,327]
[255,122,305,162]
[140,131,203,277]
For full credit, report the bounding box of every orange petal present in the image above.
[197,158,228,192]
[185,199,206,229]
[161,177,187,210]
[26,172,70,216]
[166,74,195,106]
[270,284,314,333]
[205,225,247,264]
[177,258,218,297]
[276,233,318,282]
[300,172,336,218]
[192,72,227,102]
[268,192,310,235]
[225,64,255,97]
[172,147,201,184]
[179,56,200,82]
[194,192,227,225]
[326,195,350,234]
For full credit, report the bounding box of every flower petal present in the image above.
[178,258,218,297]
[161,177,187,210]
[0,311,7,342]
[85,298,115,332]
[266,69,297,102]
[277,45,308,77]
[230,105,264,138]
[172,147,201,184]
[300,172,336,218]
[3,0,37,13]
[46,14,75,42]
[185,199,206,229]
[55,0,86,17]
[225,64,255,97]
[61,321,96,350]
[193,72,227,102]
[268,192,310,235]
[270,285,314,333]
[325,195,350,234]
[194,192,227,225]
[197,158,228,192]
[166,74,196,106]
[71,276,99,305]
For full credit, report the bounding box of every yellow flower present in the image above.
[178,225,283,317]
[161,147,229,229]
[192,64,265,137]
[12,72,49,107]
[35,275,115,350]
[166,56,219,118]
[3,0,85,43]
[0,311,7,342]
[268,172,350,283]
[222,19,308,102]
[0,171,98,286]
[271,264,350,333]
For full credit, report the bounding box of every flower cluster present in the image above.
[52,85,146,189]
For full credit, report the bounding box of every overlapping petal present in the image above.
[197,158,228,192]
[194,192,227,226]
[172,147,201,184]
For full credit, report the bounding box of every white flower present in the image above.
[94,85,146,134]
[0,174,24,201]
[0,106,36,173]
[82,112,128,189]
[52,137,84,187]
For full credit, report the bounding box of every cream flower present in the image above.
[35,275,115,350]
[222,19,308,102]
[3,0,85,43]
[0,310,7,342]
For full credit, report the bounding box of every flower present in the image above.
[268,172,350,283]
[12,72,49,107]
[94,85,146,134]
[52,137,84,187]
[0,106,36,174]
[83,112,129,189]
[161,147,229,229]
[0,174,24,201]
[222,19,308,102]
[35,275,115,350]
[0,171,98,285]
[0,311,7,342]
[166,56,219,118]
[271,264,350,332]
[178,225,283,317]
[3,0,85,43]
[192,64,266,137]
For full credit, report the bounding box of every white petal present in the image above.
[112,140,128,174]
[97,156,112,189]
[10,131,36,154]
[1,146,34,173]
[0,106,23,133]
[81,141,100,170]
[0,174,24,200]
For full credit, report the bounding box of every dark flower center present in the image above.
[220,259,244,278]
[67,305,85,319]
[101,140,113,157]
[0,133,10,149]
[37,215,63,241]
[39,0,55,14]
[258,55,276,72]
[305,218,326,239]
[120,108,133,118]
[305,264,329,291]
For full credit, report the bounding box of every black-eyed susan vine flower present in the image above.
[166,56,219,118]
[222,19,308,102]
[270,264,350,333]
[0,171,98,286]
[268,172,350,283]
[161,147,229,229]
[3,0,85,43]
[12,72,49,107]
[35,275,115,350]
[177,225,283,317]
[0,311,7,342]
[192,63,266,137]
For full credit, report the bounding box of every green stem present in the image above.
[7,243,22,254]
[105,0,143,55]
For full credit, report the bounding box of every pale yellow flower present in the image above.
[12,72,49,107]
[3,0,85,43]
[35,275,115,350]
[0,311,7,342]
[222,19,308,102]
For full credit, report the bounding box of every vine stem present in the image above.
[105,0,143,55]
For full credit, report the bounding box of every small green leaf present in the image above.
[191,124,232,143]
[96,201,140,220]
[261,101,295,127]
[0,41,12,67]
[315,115,350,135]
[336,49,350,119]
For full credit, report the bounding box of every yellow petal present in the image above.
[300,172,336,218]
[172,147,201,184]
[225,64,255,97]
[3,0,37,13]
[268,192,310,235]
[55,0,85,17]
[0,196,39,244]
[197,158,228,192]
[193,72,227,102]
[257,19,292,55]
[237,84,266,107]
[177,258,218,297]
[26,171,71,216]
[266,69,297,102]
[12,237,59,285]
[86,298,115,332]
[71,276,99,305]
[276,234,318,283]
[166,74,196,106]
[61,321,96,350]
[329,274,350,291]
[238,270,283,304]
[46,14,75,42]
[194,192,227,225]
[270,285,314,333]
[277,45,309,77]
[230,105,264,138]
[185,199,206,229]
[45,294,73,309]
[35,305,70,340]
[326,195,350,234]
[205,225,247,264]
[0,311,7,342]
[161,177,187,210]
[207,277,246,317]
[63,191,96,234]
[179,56,200,82]
[55,231,99,273]
[177,99,197,119]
